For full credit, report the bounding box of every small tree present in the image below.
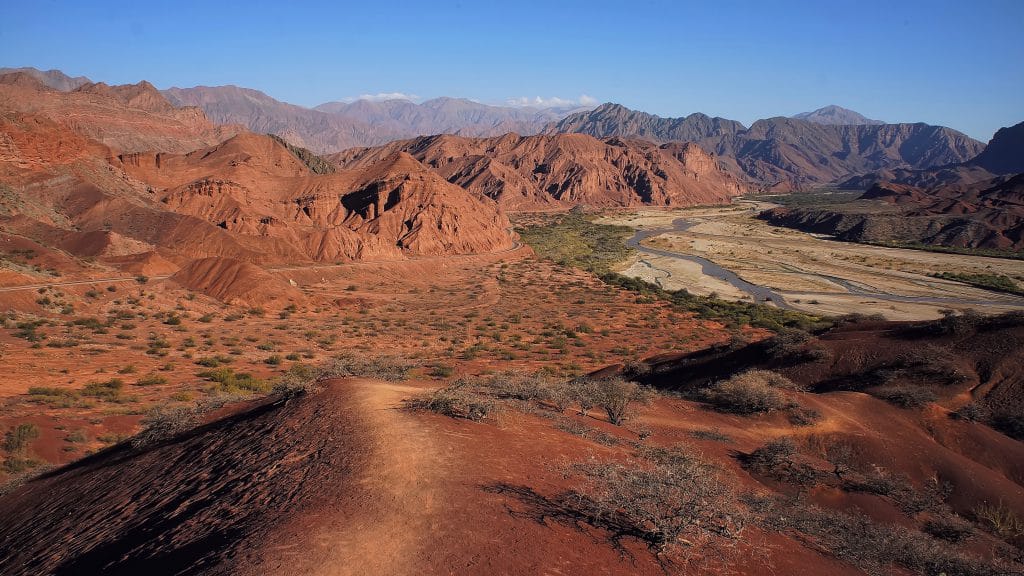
[594,377,649,425]
[3,424,39,455]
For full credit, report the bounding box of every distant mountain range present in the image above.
[164,86,586,153]
[0,66,994,191]
[551,103,983,190]
[761,123,1024,251]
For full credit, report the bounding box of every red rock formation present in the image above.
[331,133,746,210]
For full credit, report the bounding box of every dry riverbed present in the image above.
[600,203,1024,321]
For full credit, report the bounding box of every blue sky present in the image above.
[2,0,1021,140]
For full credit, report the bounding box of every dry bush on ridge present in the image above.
[131,405,200,448]
[407,380,496,422]
[871,384,937,408]
[571,447,746,554]
[591,377,652,425]
[747,494,1020,576]
[973,501,1024,542]
[321,353,416,382]
[701,370,797,414]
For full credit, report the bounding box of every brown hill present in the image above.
[331,133,746,210]
[762,174,1024,251]
[968,120,1024,175]
[170,257,305,308]
[839,119,1023,190]
[549,103,985,191]
[0,72,240,153]
[2,315,1022,575]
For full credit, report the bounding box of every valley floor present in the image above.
[602,203,1024,321]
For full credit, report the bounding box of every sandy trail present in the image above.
[246,378,446,576]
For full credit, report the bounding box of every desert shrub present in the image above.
[787,406,821,426]
[571,378,599,415]
[872,385,936,408]
[571,448,745,553]
[973,501,1024,541]
[322,354,415,382]
[429,364,454,378]
[135,373,168,386]
[272,363,323,398]
[991,414,1024,441]
[621,359,652,378]
[764,329,813,361]
[748,495,1016,576]
[2,424,40,473]
[408,381,495,421]
[3,424,39,454]
[198,368,269,394]
[82,379,124,400]
[554,418,620,446]
[744,437,819,486]
[131,405,200,448]
[923,516,974,543]
[953,402,990,422]
[702,370,795,414]
[264,354,282,366]
[590,377,650,425]
[194,355,233,368]
[483,371,552,401]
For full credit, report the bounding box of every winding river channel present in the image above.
[625,217,1024,311]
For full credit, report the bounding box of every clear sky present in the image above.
[2,0,1022,140]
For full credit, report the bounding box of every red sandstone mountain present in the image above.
[0,78,515,283]
[331,133,746,210]
[0,72,240,153]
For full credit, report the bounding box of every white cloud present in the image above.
[341,92,419,103]
[505,94,598,109]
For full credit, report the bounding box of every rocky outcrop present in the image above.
[331,133,746,210]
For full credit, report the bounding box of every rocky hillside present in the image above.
[0,78,516,283]
[0,72,240,153]
[316,96,583,139]
[969,120,1024,175]
[331,133,746,210]
[0,67,91,91]
[549,103,984,190]
[761,175,1024,251]
[840,120,1024,190]
[546,103,745,144]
